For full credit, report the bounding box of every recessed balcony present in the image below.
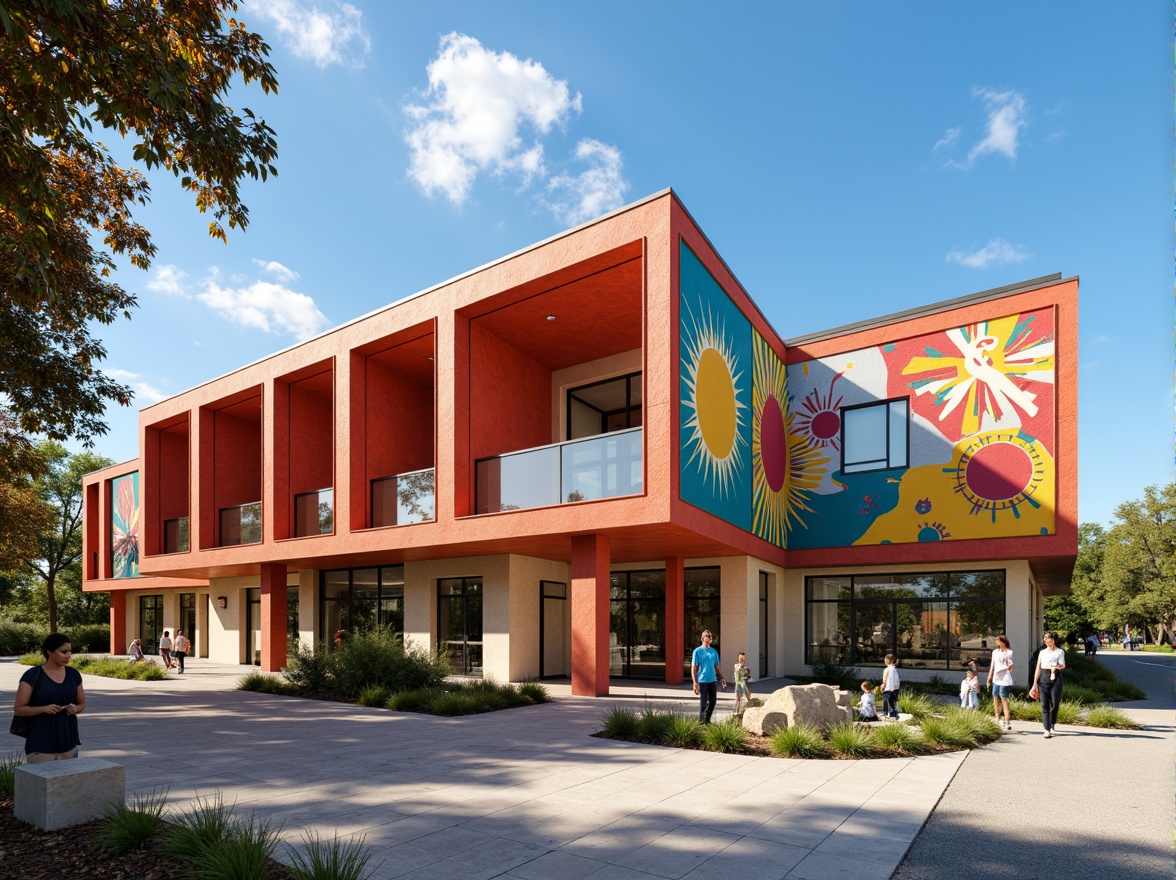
[219,502,261,546]
[370,468,435,528]
[475,427,642,514]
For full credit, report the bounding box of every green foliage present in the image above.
[944,707,1002,743]
[897,692,936,720]
[1060,685,1104,706]
[428,691,479,716]
[192,815,283,880]
[19,652,42,665]
[665,715,703,747]
[1055,700,1083,725]
[71,656,168,680]
[0,751,25,799]
[357,686,389,708]
[636,707,677,741]
[1007,697,1043,722]
[518,681,549,703]
[237,671,291,694]
[284,643,335,692]
[926,674,952,694]
[287,832,375,880]
[1084,704,1141,729]
[386,689,442,713]
[917,714,976,748]
[91,788,167,854]
[287,627,449,699]
[66,623,111,652]
[826,722,876,757]
[701,718,748,753]
[600,706,640,738]
[160,794,237,863]
[871,722,923,754]
[769,724,827,758]
[808,659,860,688]
[0,618,43,655]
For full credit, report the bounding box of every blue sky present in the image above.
[86,1,1172,528]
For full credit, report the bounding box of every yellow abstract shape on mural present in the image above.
[857,430,1055,545]
[903,314,1055,437]
[696,348,738,458]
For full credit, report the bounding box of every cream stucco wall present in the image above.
[783,558,1040,687]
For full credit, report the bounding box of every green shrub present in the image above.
[284,643,336,692]
[386,689,441,712]
[1007,697,1043,722]
[918,715,976,748]
[358,686,389,708]
[808,659,860,688]
[1101,679,1146,701]
[826,722,876,758]
[71,656,168,680]
[871,722,923,754]
[1140,644,1175,653]
[1061,685,1104,706]
[945,708,1001,744]
[1055,700,1083,725]
[665,716,703,747]
[897,692,936,720]
[701,718,748,753]
[194,815,282,880]
[926,674,952,694]
[91,788,167,854]
[600,706,640,738]
[330,627,449,699]
[287,831,375,880]
[518,682,550,703]
[636,707,677,741]
[19,652,42,665]
[160,794,237,862]
[0,751,25,799]
[68,623,112,653]
[769,724,826,758]
[429,691,479,716]
[0,621,44,656]
[1084,704,1141,729]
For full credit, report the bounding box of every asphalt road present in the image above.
[891,650,1174,880]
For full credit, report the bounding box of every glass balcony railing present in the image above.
[163,516,190,553]
[370,468,435,528]
[219,502,261,546]
[294,488,334,537]
[475,427,642,514]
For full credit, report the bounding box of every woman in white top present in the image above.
[1031,631,1067,738]
[985,635,1016,732]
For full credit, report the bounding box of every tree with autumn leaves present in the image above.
[0,1,280,598]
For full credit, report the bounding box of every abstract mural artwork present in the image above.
[111,472,140,578]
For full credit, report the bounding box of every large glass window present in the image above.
[682,567,721,678]
[319,566,404,643]
[371,469,435,528]
[609,570,665,679]
[805,570,1005,670]
[438,577,483,676]
[567,372,642,440]
[842,398,909,474]
[138,595,163,655]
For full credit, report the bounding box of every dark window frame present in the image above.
[566,371,643,440]
[840,397,910,474]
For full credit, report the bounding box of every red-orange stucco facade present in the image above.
[83,190,1077,692]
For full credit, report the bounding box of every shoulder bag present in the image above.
[9,666,43,738]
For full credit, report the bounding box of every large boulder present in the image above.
[741,683,851,735]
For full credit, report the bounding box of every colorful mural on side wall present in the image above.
[785,308,1056,549]
[111,472,140,578]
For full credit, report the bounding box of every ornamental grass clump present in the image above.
[826,722,876,758]
[1007,697,1043,722]
[701,718,748,753]
[1055,700,1083,725]
[385,688,442,712]
[238,671,289,694]
[636,707,677,742]
[897,692,936,721]
[358,686,389,707]
[91,788,167,855]
[600,706,640,738]
[1084,704,1140,729]
[945,707,1001,744]
[871,721,923,754]
[193,814,282,880]
[160,794,237,863]
[918,714,976,749]
[518,681,550,703]
[287,831,376,880]
[665,715,703,747]
[0,751,25,799]
[769,723,826,758]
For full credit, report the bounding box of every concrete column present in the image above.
[109,592,127,655]
[571,534,610,696]
[665,556,684,684]
[259,563,288,671]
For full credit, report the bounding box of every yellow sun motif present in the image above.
[682,298,748,499]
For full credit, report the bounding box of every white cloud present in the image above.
[253,259,300,283]
[405,33,582,204]
[933,127,960,152]
[966,87,1028,164]
[245,0,370,68]
[106,369,167,405]
[945,238,1031,269]
[146,263,330,340]
[546,139,629,226]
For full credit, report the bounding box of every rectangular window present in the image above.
[805,570,1005,670]
[370,470,435,528]
[220,502,261,546]
[164,516,190,554]
[319,566,406,644]
[294,489,333,537]
[842,398,909,473]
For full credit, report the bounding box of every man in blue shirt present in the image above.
[691,630,726,723]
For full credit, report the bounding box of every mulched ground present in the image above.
[0,799,293,880]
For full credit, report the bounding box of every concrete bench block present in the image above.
[14,758,126,831]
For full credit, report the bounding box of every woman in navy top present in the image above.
[14,633,86,762]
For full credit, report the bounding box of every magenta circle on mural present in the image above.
[760,394,787,492]
[810,409,840,441]
[965,441,1034,501]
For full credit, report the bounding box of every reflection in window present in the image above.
[567,372,642,440]
[294,488,333,537]
[371,469,435,528]
[609,570,665,679]
[320,566,405,644]
[682,567,721,678]
[438,577,482,676]
[842,398,908,473]
[805,570,1005,670]
[219,503,261,546]
[164,516,190,553]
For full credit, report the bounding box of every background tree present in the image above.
[0,0,279,487]
[22,441,114,633]
[1048,521,1104,640]
[1099,484,1176,644]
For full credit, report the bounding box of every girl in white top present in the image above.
[1031,631,1067,738]
[986,635,1015,731]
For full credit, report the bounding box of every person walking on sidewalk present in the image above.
[691,630,726,724]
[1030,631,1066,738]
[173,630,191,674]
[881,654,902,718]
[159,630,173,671]
[987,634,1016,732]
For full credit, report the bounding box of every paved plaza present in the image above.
[2,655,1170,880]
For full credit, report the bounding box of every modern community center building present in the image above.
[82,190,1078,694]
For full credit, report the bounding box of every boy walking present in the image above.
[880,653,901,718]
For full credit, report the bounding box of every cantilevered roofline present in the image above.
[784,273,1070,347]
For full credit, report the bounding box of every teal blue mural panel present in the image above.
[111,472,140,578]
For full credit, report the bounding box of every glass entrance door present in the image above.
[438,577,483,676]
[180,593,196,655]
[139,595,163,655]
[245,588,261,665]
[609,570,665,679]
[539,581,568,678]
